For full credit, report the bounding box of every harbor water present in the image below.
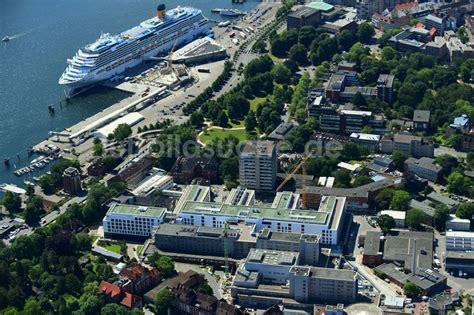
[0,0,260,186]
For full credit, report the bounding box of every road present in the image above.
[348,259,398,297]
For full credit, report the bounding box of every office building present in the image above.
[287,7,321,30]
[239,141,277,192]
[349,133,380,151]
[175,195,347,245]
[174,185,211,213]
[424,14,445,35]
[445,251,474,274]
[300,178,399,211]
[446,231,474,251]
[446,214,471,231]
[404,157,442,182]
[380,133,434,158]
[62,166,82,195]
[289,266,357,303]
[154,224,320,265]
[413,110,430,131]
[231,249,357,308]
[103,203,166,238]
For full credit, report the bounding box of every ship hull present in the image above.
[60,20,208,96]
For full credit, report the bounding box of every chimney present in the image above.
[157,4,166,19]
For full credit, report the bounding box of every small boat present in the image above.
[2,36,10,42]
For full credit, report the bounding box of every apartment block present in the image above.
[404,157,441,182]
[380,133,434,158]
[239,141,277,192]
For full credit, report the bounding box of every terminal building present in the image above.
[103,203,166,238]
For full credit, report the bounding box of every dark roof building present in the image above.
[171,156,219,184]
[267,122,299,141]
[287,7,322,29]
[413,110,431,131]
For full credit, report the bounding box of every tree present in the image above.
[219,156,239,182]
[334,169,352,188]
[433,204,450,231]
[1,191,22,213]
[392,150,408,171]
[403,281,421,298]
[337,30,355,51]
[447,171,471,196]
[155,288,174,315]
[466,151,474,169]
[189,112,204,127]
[298,25,317,48]
[353,175,373,187]
[406,208,427,230]
[357,22,375,44]
[289,43,308,65]
[197,282,214,295]
[377,214,396,233]
[101,303,130,315]
[22,298,41,315]
[375,189,395,211]
[155,256,175,278]
[352,92,368,108]
[217,112,229,127]
[390,191,411,210]
[456,202,474,220]
[93,140,103,156]
[271,63,291,84]
[113,123,132,142]
[244,111,257,132]
[24,196,44,224]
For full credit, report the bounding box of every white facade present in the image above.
[446,231,474,251]
[446,214,471,232]
[103,203,166,237]
[243,249,299,284]
[239,141,277,192]
[176,196,347,245]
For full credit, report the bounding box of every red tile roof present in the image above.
[120,292,141,308]
[395,2,418,11]
[99,281,121,298]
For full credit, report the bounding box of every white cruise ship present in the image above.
[59,4,209,95]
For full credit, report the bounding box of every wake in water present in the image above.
[8,28,36,40]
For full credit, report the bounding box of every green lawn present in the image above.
[104,244,122,254]
[199,128,250,144]
[90,235,98,245]
[250,97,266,111]
[136,245,144,256]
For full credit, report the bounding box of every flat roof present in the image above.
[337,162,361,172]
[413,110,430,123]
[306,1,334,12]
[364,231,382,256]
[107,203,166,218]
[380,210,406,220]
[383,231,433,271]
[246,248,299,266]
[180,201,329,224]
[446,231,474,238]
[94,112,144,138]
